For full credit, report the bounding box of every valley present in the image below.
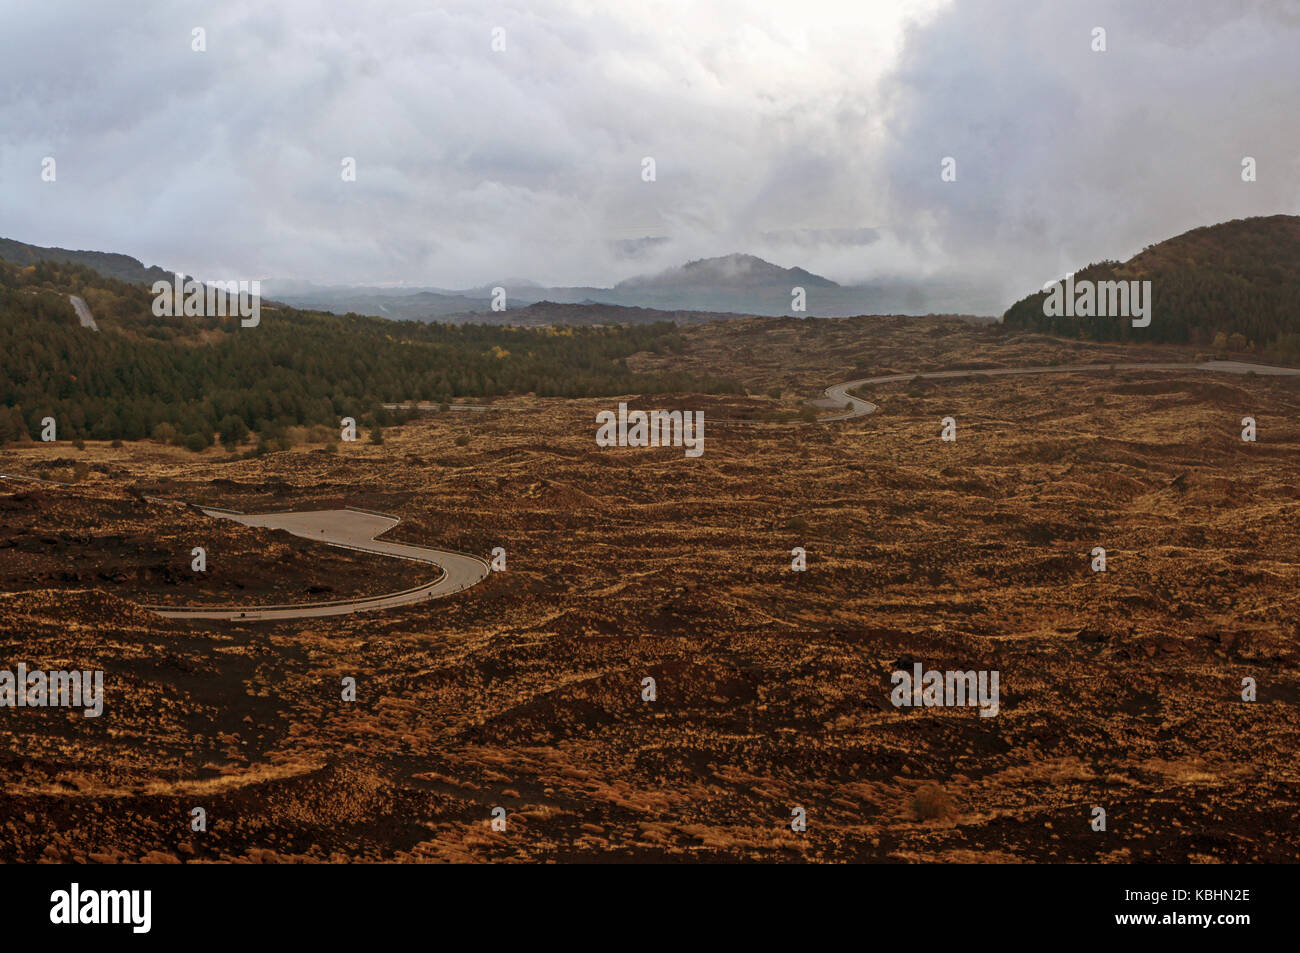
[2,314,1297,862]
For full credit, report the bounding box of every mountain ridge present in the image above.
[0,237,173,285]
[1002,214,1300,359]
[614,253,840,291]
[0,236,1004,319]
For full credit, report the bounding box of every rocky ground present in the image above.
[0,482,429,606]
[1,315,1297,862]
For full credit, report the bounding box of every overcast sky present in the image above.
[2,0,1297,305]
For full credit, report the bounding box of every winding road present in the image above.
[69,295,98,332]
[143,507,489,622]
[9,358,1298,622]
[146,358,1300,620]
[820,359,1300,421]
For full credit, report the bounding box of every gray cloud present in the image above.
[877,0,1300,301]
[1,0,1295,306]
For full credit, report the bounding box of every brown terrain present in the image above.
[2,314,1298,863]
[0,482,429,607]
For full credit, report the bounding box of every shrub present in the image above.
[218,414,249,448]
[152,422,180,444]
[909,783,958,822]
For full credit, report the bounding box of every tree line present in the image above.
[0,259,742,449]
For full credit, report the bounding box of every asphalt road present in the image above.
[69,295,98,331]
[10,358,1299,622]
[381,402,496,412]
[146,508,489,621]
[821,359,1300,421]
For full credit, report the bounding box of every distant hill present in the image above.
[0,236,173,285]
[256,284,493,320]
[263,254,845,320]
[615,253,840,291]
[265,254,1001,320]
[1003,215,1300,359]
[1,236,1006,322]
[441,300,757,327]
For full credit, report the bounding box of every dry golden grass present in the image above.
[1,315,1298,862]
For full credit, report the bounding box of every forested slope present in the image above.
[1003,215,1300,359]
[0,259,739,449]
